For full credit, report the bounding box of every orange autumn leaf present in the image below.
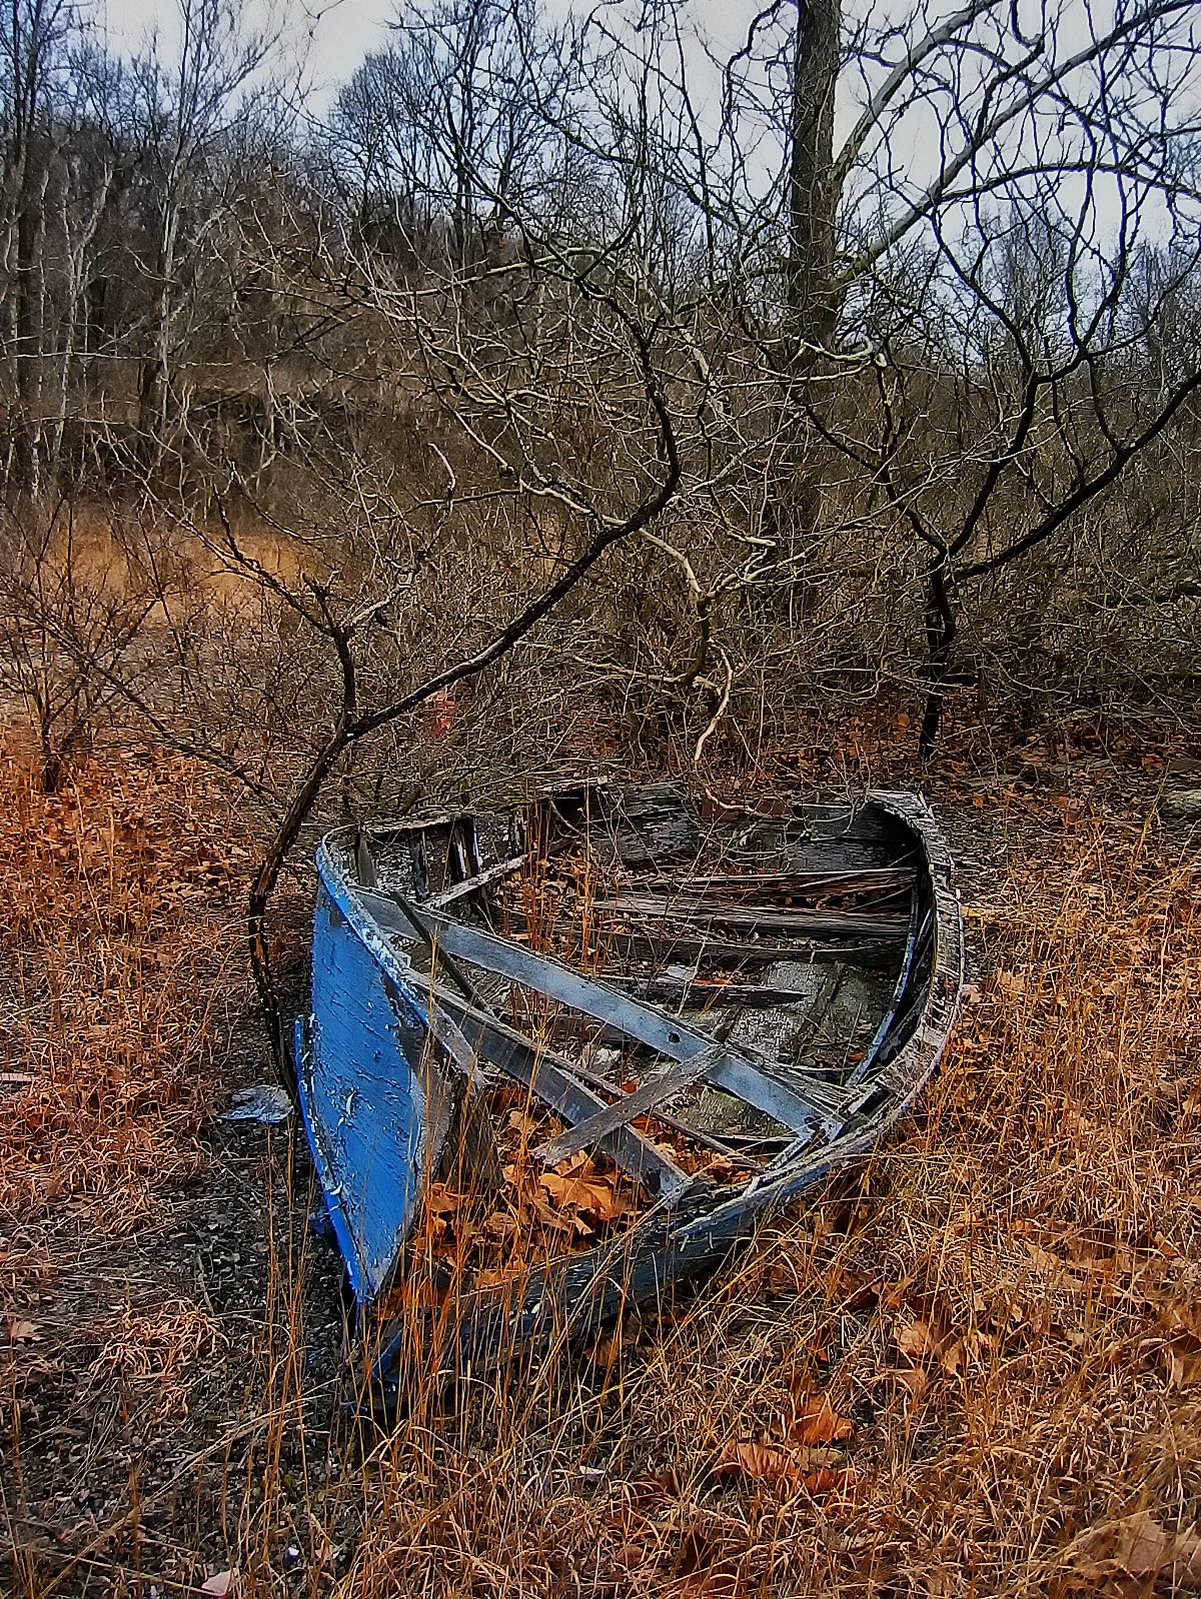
[940,1330,993,1375]
[897,1319,942,1360]
[803,1466,857,1495]
[791,1394,855,1446]
[713,1441,798,1487]
[539,1167,632,1223]
[475,1263,529,1290]
[1074,1513,1201,1581]
[484,1209,517,1241]
[424,1183,469,1216]
[713,1441,853,1494]
[588,1330,626,1368]
[888,1365,930,1405]
[527,1187,583,1235]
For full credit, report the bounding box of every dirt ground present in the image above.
[2,712,1199,1597]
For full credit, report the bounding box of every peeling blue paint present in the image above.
[295,854,453,1303]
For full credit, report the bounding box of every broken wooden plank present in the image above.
[847,898,927,1088]
[607,783,700,865]
[607,931,900,969]
[1161,786,1201,820]
[423,980,691,1197]
[533,1040,727,1166]
[627,866,916,899]
[428,854,527,908]
[593,896,909,939]
[389,888,489,1012]
[625,973,844,1010]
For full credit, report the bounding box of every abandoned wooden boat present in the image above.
[294,783,963,1384]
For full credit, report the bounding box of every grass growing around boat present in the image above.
[2,719,1200,1597]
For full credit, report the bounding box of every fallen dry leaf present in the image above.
[713,1440,853,1494]
[528,1186,587,1235]
[424,1183,468,1216]
[713,1441,798,1487]
[1163,1333,1201,1389]
[588,1330,626,1368]
[1121,1516,1201,1577]
[1074,1512,1201,1581]
[941,1330,993,1375]
[802,1466,857,1495]
[886,1365,930,1405]
[791,1394,855,1446]
[3,1316,39,1343]
[897,1319,942,1360]
[540,1167,632,1224]
[475,1263,529,1290]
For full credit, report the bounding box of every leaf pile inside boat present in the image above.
[293,783,963,1384]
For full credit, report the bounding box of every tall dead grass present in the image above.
[0,743,253,1232]
[4,736,1200,1598]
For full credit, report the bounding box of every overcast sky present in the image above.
[93,0,1171,256]
[100,0,398,103]
[98,0,750,111]
[101,0,751,103]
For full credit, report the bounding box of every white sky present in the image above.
[99,0,753,111]
[95,0,1185,257]
[100,0,398,103]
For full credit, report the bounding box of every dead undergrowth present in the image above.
[2,718,1200,1597]
[0,744,253,1232]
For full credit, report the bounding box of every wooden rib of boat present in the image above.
[293,782,963,1388]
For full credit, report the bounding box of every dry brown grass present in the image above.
[0,742,252,1231]
[3,725,1200,1598]
[84,1297,227,1424]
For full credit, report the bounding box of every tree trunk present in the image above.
[768,0,844,622]
[918,559,957,761]
[787,0,841,352]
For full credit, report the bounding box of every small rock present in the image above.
[200,1572,238,1599]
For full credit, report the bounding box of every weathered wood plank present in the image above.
[423,981,691,1197]
[593,896,909,939]
[606,932,900,969]
[532,1041,727,1166]
[428,854,527,908]
[628,866,916,899]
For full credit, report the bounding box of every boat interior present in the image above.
[329,782,940,1194]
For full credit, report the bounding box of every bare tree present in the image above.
[0,496,169,790]
[702,0,1201,748]
[127,0,280,461]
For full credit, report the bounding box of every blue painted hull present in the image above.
[295,843,455,1302]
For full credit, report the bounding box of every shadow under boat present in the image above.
[293,782,964,1392]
